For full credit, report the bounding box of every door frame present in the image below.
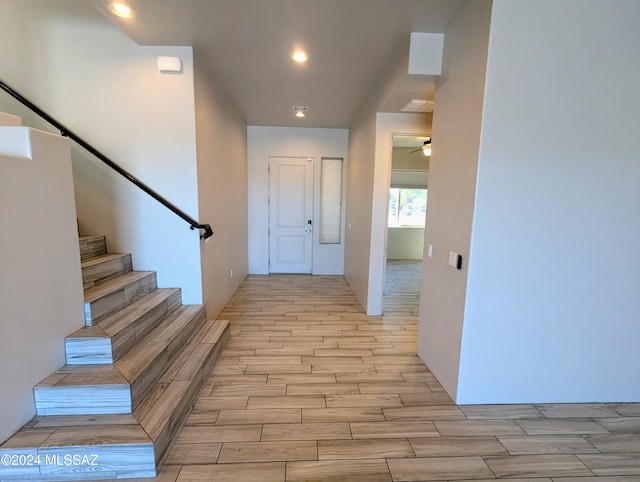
[268,156,314,273]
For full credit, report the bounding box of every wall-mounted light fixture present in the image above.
[157,56,183,74]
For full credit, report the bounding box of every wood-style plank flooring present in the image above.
[101,261,640,481]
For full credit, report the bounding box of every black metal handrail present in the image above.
[0,79,213,240]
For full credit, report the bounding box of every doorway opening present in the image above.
[383,135,430,313]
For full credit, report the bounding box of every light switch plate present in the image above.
[448,251,457,267]
[427,244,433,258]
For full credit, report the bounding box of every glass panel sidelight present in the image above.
[319,157,343,244]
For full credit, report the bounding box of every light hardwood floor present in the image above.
[107,261,640,481]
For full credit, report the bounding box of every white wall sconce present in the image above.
[157,56,183,74]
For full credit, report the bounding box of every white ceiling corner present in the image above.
[91,0,470,128]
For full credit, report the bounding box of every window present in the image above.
[319,157,343,244]
[388,188,427,227]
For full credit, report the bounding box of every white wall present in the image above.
[0,0,204,303]
[417,0,492,399]
[247,126,349,275]
[344,112,377,308]
[387,228,425,260]
[194,56,248,318]
[0,126,85,443]
[456,0,640,403]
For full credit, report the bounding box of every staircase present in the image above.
[0,235,229,480]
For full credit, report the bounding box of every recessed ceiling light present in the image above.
[110,3,134,18]
[293,106,308,118]
[292,51,308,63]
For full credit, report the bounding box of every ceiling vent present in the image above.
[401,99,434,113]
[293,106,309,118]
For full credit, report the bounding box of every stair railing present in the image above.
[0,79,213,239]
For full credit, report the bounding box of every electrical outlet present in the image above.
[427,244,433,258]
[230,269,234,278]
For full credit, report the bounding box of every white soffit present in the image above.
[391,170,429,188]
[409,32,444,76]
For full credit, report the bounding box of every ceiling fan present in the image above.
[407,137,432,157]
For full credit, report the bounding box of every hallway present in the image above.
[149,267,640,481]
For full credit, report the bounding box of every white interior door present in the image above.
[269,157,314,273]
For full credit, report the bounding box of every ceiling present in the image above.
[92,0,470,128]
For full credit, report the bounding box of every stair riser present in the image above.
[66,290,182,365]
[34,386,131,416]
[64,338,113,365]
[82,254,132,289]
[154,325,230,464]
[0,444,155,480]
[129,307,207,412]
[42,308,207,416]
[79,236,106,262]
[164,308,207,365]
[84,273,157,326]
[111,290,182,362]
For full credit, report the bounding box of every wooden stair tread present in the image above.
[159,320,229,384]
[114,339,168,384]
[80,252,129,269]
[66,289,182,365]
[98,288,181,337]
[134,381,190,441]
[67,324,107,339]
[192,318,230,345]
[42,425,151,447]
[38,306,207,418]
[1,417,146,449]
[83,271,156,303]
[149,305,204,343]
[0,422,155,479]
[30,414,139,429]
[36,365,127,388]
[81,252,132,289]
[83,271,157,325]
[114,305,204,382]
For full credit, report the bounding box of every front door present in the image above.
[269,157,314,273]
